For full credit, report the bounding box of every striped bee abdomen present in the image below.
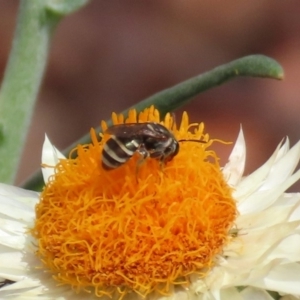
[102,136,139,170]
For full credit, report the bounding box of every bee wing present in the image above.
[104,123,168,139]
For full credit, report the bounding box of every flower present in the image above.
[1,106,300,300]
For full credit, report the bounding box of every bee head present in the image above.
[164,139,180,162]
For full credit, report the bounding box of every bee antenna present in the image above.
[178,139,206,143]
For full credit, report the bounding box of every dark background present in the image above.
[1,1,300,188]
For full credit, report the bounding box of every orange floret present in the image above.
[32,106,237,299]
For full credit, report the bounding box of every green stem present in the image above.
[0,1,60,183]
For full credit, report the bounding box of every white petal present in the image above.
[234,139,300,214]
[221,288,244,300]
[0,183,38,199]
[211,287,243,300]
[41,135,65,183]
[222,128,246,187]
[0,217,28,235]
[151,288,190,300]
[266,234,300,262]
[233,143,281,201]
[0,252,28,276]
[237,169,300,214]
[0,278,43,293]
[0,194,36,223]
[273,137,290,162]
[224,221,300,268]
[258,140,300,191]
[273,193,300,223]
[0,236,27,250]
[251,263,300,295]
[240,287,274,300]
[236,203,294,230]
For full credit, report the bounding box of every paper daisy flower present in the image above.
[1,106,300,300]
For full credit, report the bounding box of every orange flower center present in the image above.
[32,106,237,299]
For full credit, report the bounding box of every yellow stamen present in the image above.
[32,106,237,298]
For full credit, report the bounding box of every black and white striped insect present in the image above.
[101,122,179,170]
[101,122,206,170]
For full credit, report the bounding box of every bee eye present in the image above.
[172,141,179,156]
[176,143,179,153]
[164,141,179,161]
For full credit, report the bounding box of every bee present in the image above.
[101,122,205,170]
[101,122,179,170]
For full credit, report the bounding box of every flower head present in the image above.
[32,106,237,298]
[1,106,300,300]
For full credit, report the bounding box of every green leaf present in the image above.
[0,122,4,145]
[0,1,60,184]
[0,0,90,184]
[132,55,283,116]
[46,0,90,16]
[22,54,284,191]
[266,291,280,300]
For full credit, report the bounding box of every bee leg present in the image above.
[159,156,167,173]
[135,145,149,182]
